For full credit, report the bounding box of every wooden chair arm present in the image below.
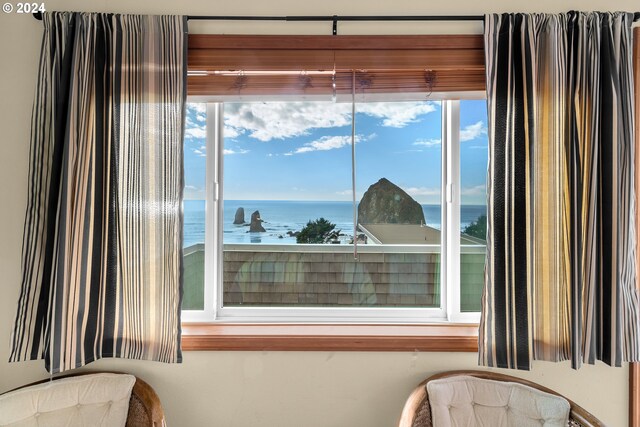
[398,378,428,427]
[126,376,166,427]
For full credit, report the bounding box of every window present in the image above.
[182,96,488,323]
[182,34,487,329]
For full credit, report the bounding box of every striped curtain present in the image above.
[9,12,187,373]
[480,12,640,370]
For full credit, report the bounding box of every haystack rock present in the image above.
[233,207,245,224]
[358,178,425,224]
[249,210,266,232]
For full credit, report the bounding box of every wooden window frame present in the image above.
[181,323,478,352]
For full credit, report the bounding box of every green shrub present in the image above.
[296,218,338,244]
[463,214,487,240]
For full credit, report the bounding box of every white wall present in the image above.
[0,1,636,426]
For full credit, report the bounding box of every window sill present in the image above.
[181,323,479,352]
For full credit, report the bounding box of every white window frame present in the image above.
[182,98,483,324]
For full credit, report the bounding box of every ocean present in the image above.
[183,200,486,247]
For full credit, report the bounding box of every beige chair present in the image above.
[0,372,165,427]
[398,370,603,427]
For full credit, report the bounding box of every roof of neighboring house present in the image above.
[358,223,485,245]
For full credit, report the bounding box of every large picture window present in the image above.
[181,34,486,323]
[182,96,487,322]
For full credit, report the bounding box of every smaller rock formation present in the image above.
[249,210,266,232]
[233,207,245,224]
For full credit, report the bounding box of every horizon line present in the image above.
[184,198,487,206]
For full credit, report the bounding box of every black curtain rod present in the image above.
[186,15,485,21]
[188,15,485,35]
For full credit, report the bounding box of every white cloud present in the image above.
[357,102,437,127]
[336,189,353,196]
[185,104,208,140]
[409,122,486,148]
[288,133,373,155]
[185,126,206,139]
[405,187,441,197]
[224,126,241,139]
[188,104,206,115]
[461,184,486,196]
[294,135,352,154]
[469,145,488,150]
[413,138,441,148]
[223,148,249,155]
[184,184,205,200]
[222,101,437,142]
[225,102,352,142]
[460,121,487,142]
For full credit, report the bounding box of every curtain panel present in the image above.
[9,12,187,373]
[480,12,640,370]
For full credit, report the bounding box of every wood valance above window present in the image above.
[187,34,485,96]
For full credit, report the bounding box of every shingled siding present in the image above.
[460,252,485,312]
[223,250,442,307]
[183,244,205,310]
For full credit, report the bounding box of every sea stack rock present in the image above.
[249,210,266,232]
[358,178,425,224]
[233,207,245,224]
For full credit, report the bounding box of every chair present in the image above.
[398,370,603,427]
[0,372,165,427]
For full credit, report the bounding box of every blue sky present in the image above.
[184,100,488,205]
